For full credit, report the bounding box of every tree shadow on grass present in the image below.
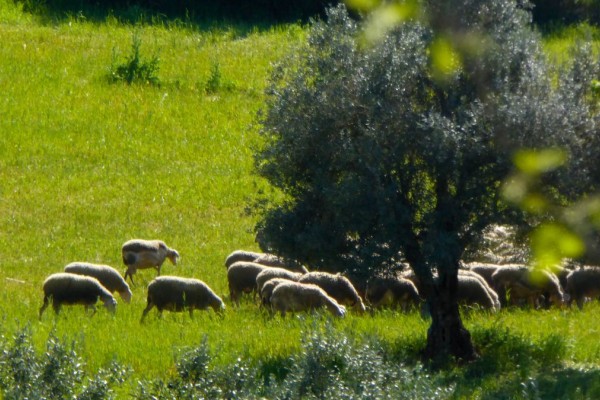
[19,0,324,32]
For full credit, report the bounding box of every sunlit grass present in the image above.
[1,1,600,396]
[543,22,600,63]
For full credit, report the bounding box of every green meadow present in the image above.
[2,0,600,397]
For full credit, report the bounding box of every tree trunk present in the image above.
[422,283,478,364]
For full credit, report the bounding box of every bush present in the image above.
[0,326,129,399]
[109,33,160,86]
[135,323,455,399]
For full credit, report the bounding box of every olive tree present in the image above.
[253,1,600,362]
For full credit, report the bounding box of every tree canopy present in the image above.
[253,0,600,361]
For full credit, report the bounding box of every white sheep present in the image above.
[462,262,500,288]
[458,269,501,310]
[492,265,565,308]
[298,271,367,312]
[260,277,295,306]
[365,276,422,311]
[224,250,263,268]
[269,281,346,317]
[255,267,304,293]
[122,239,180,285]
[141,276,225,321]
[252,253,309,273]
[39,273,117,319]
[227,261,269,305]
[64,262,132,303]
[398,269,425,294]
[224,249,309,273]
[456,274,500,311]
[565,267,600,309]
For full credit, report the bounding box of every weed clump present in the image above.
[203,61,237,94]
[109,33,160,86]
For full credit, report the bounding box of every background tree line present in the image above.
[21,0,600,25]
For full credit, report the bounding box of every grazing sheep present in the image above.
[64,262,132,303]
[260,277,294,306]
[298,271,366,312]
[270,281,346,317]
[122,239,180,285]
[458,269,501,310]
[463,262,500,288]
[455,274,500,311]
[565,267,600,309]
[227,261,269,305]
[224,250,263,268]
[256,267,303,293]
[253,253,309,273]
[141,276,224,321]
[549,264,570,291]
[492,265,565,308]
[398,269,427,294]
[224,249,309,273]
[365,276,422,311]
[39,273,117,319]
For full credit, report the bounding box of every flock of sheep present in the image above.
[38,238,600,321]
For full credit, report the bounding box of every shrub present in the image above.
[109,33,160,86]
[135,323,455,399]
[0,326,129,399]
[204,61,237,94]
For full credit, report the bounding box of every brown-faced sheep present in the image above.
[565,267,600,309]
[298,271,366,312]
[492,265,565,308]
[270,281,346,317]
[122,239,180,285]
[141,276,224,321]
[256,267,304,293]
[260,277,295,306]
[224,249,309,273]
[227,261,269,305]
[365,276,422,311]
[39,273,117,319]
[64,262,132,303]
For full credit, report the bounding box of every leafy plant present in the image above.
[109,33,160,86]
[204,61,237,94]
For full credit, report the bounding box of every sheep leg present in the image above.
[141,302,155,322]
[124,268,136,286]
[229,287,240,306]
[576,296,585,310]
[86,304,97,315]
[39,296,50,320]
[52,302,62,315]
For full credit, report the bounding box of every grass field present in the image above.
[2,1,600,397]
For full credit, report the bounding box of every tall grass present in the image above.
[1,1,600,397]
